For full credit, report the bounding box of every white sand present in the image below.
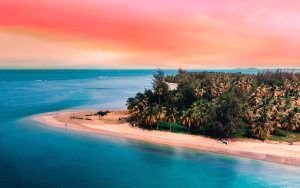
[32,110,300,166]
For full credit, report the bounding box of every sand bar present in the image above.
[32,110,300,166]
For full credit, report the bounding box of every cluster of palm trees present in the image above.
[246,81,300,139]
[127,69,300,140]
[127,97,170,129]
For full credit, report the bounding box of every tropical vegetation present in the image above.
[127,69,300,141]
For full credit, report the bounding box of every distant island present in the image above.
[33,69,300,166]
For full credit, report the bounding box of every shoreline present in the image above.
[32,110,300,166]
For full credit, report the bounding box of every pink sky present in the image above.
[0,0,300,68]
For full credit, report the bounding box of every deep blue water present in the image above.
[0,69,300,188]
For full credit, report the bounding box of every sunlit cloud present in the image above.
[0,0,300,68]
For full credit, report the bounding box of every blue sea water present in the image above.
[0,69,300,188]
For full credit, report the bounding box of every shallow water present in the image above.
[0,69,300,188]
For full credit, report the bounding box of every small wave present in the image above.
[98,76,108,79]
[87,87,112,90]
[35,80,47,82]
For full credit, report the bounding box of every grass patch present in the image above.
[270,131,300,142]
[157,121,187,133]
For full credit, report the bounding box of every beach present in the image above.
[33,110,300,166]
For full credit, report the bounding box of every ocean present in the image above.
[0,69,300,188]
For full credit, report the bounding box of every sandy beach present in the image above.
[32,110,300,166]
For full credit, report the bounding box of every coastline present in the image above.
[32,110,300,166]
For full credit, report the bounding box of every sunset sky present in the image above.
[0,0,300,69]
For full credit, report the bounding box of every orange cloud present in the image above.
[0,0,300,68]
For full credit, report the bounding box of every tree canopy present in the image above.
[127,69,300,140]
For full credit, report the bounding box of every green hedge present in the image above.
[157,121,187,133]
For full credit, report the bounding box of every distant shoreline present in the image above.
[32,110,300,166]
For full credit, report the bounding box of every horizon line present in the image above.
[1,67,300,70]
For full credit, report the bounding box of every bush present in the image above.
[157,121,187,133]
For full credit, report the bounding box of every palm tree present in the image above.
[126,97,136,112]
[135,93,148,108]
[180,109,192,132]
[130,99,141,126]
[251,121,274,140]
[153,69,168,105]
[126,94,148,126]
[142,106,158,129]
[251,121,264,140]
[237,77,253,92]
[251,107,274,140]
[191,100,208,134]
[195,86,205,101]
[282,109,299,131]
[155,86,163,105]
[155,105,166,130]
[166,107,178,132]
[167,107,178,123]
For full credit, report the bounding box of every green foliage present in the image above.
[153,69,169,104]
[157,121,187,133]
[95,110,110,118]
[127,69,300,140]
[177,84,197,109]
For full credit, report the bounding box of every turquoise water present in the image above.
[0,69,300,188]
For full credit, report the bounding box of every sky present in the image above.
[0,0,300,69]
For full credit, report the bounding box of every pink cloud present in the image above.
[0,0,300,68]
